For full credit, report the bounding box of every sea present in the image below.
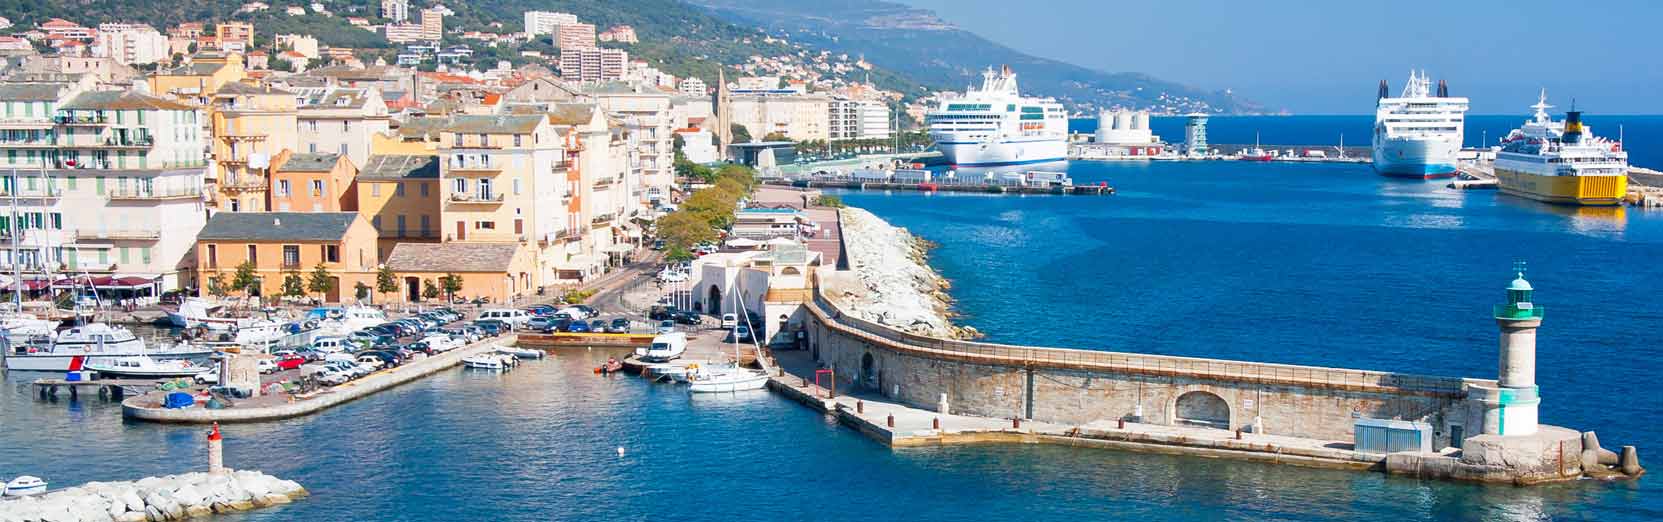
[5,122,1663,520]
[1069,114,1663,169]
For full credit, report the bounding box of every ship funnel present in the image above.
[1563,111,1584,144]
[1437,80,1449,97]
[1378,80,1388,100]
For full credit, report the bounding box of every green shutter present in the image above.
[141,247,151,264]
[120,247,130,264]
[95,177,104,195]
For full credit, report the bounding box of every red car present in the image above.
[274,355,307,371]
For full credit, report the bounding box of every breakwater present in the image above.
[122,337,513,424]
[0,470,305,521]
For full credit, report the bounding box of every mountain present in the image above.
[688,0,1264,114]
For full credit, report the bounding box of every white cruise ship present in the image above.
[926,66,1067,166]
[1372,70,1468,178]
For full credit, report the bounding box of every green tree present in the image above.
[206,273,229,299]
[271,57,294,72]
[672,132,685,153]
[307,263,336,303]
[762,131,789,142]
[231,261,258,297]
[665,246,696,263]
[422,278,440,300]
[440,274,464,303]
[354,281,372,302]
[280,269,305,299]
[375,265,399,303]
[730,123,752,144]
[656,211,718,252]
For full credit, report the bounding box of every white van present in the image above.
[477,309,531,329]
[635,332,687,362]
[310,336,349,353]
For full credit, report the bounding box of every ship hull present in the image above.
[934,138,1066,166]
[1373,137,1459,179]
[1495,167,1627,206]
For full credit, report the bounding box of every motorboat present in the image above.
[495,345,545,359]
[462,353,517,370]
[3,323,214,372]
[84,355,211,378]
[168,298,265,331]
[596,357,624,374]
[688,363,769,393]
[198,318,318,354]
[308,306,388,334]
[3,475,46,497]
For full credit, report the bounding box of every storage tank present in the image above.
[1114,111,1133,130]
[1133,111,1150,130]
[1095,111,1114,143]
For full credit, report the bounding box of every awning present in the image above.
[726,237,762,248]
[49,275,156,289]
[605,244,634,254]
[765,237,800,247]
[1,279,50,291]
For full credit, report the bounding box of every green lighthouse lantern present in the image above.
[1495,261,1544,320]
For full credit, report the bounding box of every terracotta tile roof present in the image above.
[385,242,520,273]
[62,90,195,111]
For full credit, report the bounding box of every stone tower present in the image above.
[715,69,732,159]
[1480,264,1543,437]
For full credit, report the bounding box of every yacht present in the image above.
[1494,91,1628,206]
[3,323,213,372]
[83,354,211,378]
[926,65,1068,166]
[1372,70,1468,178]
[3,476,46,497]
[308,306,388,335]
[687,363,769,393]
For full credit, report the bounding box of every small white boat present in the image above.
[4,475,47,497]
[462,353,517,370]
[688,364,769,393]
[84,355,210,378]
[495,345,545,359]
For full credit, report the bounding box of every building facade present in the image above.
[208,82,297,212]
[293,86,390,168]
[268,151,356,212]
[194,212,377,301]
[558,48,626,84]
[523,11,577,37]
[92,25,168,65]
[555,23,596,50]
[354,154,439,257]
[828,98,891,141]
[729,92,831,142]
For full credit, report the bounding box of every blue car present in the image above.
[565,320,592,333]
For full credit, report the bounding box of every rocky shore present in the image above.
[0,470,304,522]
[828,207,977,339]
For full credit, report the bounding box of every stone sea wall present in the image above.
[827,207,975,339]
[0,470,305,522]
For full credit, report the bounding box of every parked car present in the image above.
[405,341,434,355]
[354,354,387,371]
[476,309,531,329]
[569,305,597,317]
[194,368,220,385]
[589,319,607,332]
[732,324,753,343]
[608,318,632,333]
[674,310,703,326]
[648,305,679,321]
[460,324,486,340]
[274,355,307,371]
[472,320,508,336]
[420,334,461,352]
[565,320,592,333]
[256,358,277,374]
[359,350,402,367]
[720,313,738,329]
[656,320,676,334]
[525,304,558,317]
[527,316,558,332]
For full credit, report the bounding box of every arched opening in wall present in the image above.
[861,352,877,391]
[706,285,722,315]
[1174,391,1230,430]
[781,266,801,275]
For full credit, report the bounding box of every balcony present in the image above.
[0,138,57,148]
[448,192,505,205]
[0,186,63,199]
[221,175,267,192]
[81,136,155,149]
[593,177,615,188]
[106,187,204,202]
[447,161,502,173]
[0,118,54,129]
[55,113,109,126]
[386,229,440,240]
[76,228,161,241]
[217,134,268,142]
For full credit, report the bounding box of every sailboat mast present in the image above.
[9,168,19,310]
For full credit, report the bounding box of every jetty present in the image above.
[1450,161,1498,190]
[33,378,162,401]
[122,336,514,424]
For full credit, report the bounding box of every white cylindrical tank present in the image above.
[1114,111,1133,130]
[1133,111,1150,130]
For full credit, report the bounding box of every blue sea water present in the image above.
[1069,115,1663,168]
[5,159,1663,520]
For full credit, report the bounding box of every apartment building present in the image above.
[828,98,891,141]
[208,82,298,212]
[92,25,168,65]
[293,86,390,168]
[582,84,674,206]
[523,11,577,37]
[267,151,356,212]
[216,22,255,49]
[194,212,377,300]
[728,92,831,141]
[354,154,439,257]
[558,47,626,84]
[555,22,595,50]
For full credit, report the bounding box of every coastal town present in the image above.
[1,1,1659,521]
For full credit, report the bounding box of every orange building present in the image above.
[354,154,441,258]
[268,151,358,212]
[384,242,538,304]
[194,212,378,302]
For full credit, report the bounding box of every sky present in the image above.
[893,0,1663,114]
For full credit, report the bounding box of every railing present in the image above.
[221,176,266,190]
[448,161,502,172]
[0,186,62,198]
[0,139,56,147]
[92,136,155,148]
[591,213,614,224]
[280,261,302,269]
[807,279,1473,397]
[449,192,504,203]
[76,228,161,241]
[106,187,203,201]
[55,113,109,125]
[386,230,439,239]
[1494,305,1545,320]
[593,177,615,187]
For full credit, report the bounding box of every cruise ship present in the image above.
[1372,71,1468,178]
[1494,91,1628,206]
[926,66,1067,166]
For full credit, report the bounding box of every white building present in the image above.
[275,34,320,59]
[381,0,409,23]
[728,92,831,142]
[829,98,890,141]
[735,76,779,90]
[678,77,707,97]
[523,10,577,37]
[92,25,168,65]
[582,84,674,206]
[293,87,390,169]
[676,128,717,164]
[1096,109,1155,145]
[558,47,627,84]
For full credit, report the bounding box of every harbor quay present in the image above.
[121,335,514,424]
[755,242,1642,485]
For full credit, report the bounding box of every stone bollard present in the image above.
[1621,446,1643,476]
[1012,418,1021,429]
[856,400,863,414]
[886,414,894,428]
[1118,418,1125,429]
[933,417,940,430]
[207,422,225,475]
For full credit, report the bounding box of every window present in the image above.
[141,247,151,264]
[308,143,317,153]
[311,180,324,197]
[452,177,467,194]
[514,219,523,235]
[420,183,429,197]
[513,178,521,195]
[478,178,493,200]
[325,245,339,263]
[282,245,300,267]
[513,134,522,147]
[420,215,430,234]
[247,245,257,264]
[478,133,488,147]
[278,180,291,197]
[119,247,130,264]
[371,184,380,197]
[476,221,495,230]
[342,121,350,132]
[206,245,217,268]
[49,213,61,230]
[396,215,406,235]
[395,183,404,196]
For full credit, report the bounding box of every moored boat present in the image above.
[3,323,214,372]
[1493,91,1628,206]
[495,345,545,359]
[688,364,769,393]
[926,65,1067,166]
[1372,70,1468,179]
[462,353,517,370]
[83,354,210,378]
[3,476,47,497]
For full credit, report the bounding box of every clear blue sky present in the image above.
[894,0,1663,114]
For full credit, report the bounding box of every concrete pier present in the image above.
[122,336,514,424]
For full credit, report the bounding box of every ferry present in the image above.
[926,65,1067,166]
[1494,91,1628,206]
[1372,71,1468,179]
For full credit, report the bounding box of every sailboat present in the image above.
[688,277,769,393]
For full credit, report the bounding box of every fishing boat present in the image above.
[495,345,545,359]
[83,354,210,378]
[3,476,46,497]
[3,323,214,372]
[596,357,624,374]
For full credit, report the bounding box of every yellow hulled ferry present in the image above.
[1493,91,1628,206]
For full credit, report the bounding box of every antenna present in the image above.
[1513,260,1528,278]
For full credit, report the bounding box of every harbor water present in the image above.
[4,160,1661,520]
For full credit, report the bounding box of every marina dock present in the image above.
[32,378,164,401]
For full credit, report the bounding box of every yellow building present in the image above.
[354,154,441,258]
[384,242,539,304]
[209,82,297,212]
[268,151,358,212]
[195,212,378,302]
[147,52,247,105]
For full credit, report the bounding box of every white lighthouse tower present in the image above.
[1478,263,1542,437]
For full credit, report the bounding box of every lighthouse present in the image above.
[1482,263,1543,437]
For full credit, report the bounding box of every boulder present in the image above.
[114,512,148,522]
